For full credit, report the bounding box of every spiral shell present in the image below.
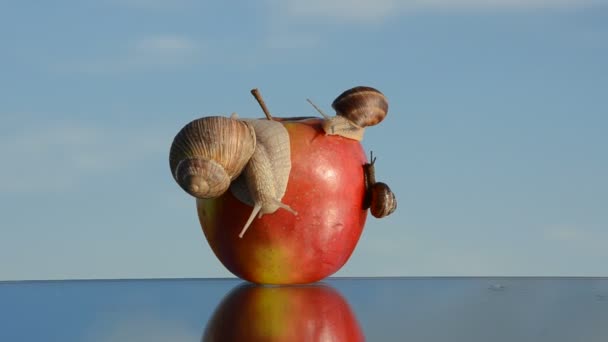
[370,182,397,218]
[169,116,256,198]
[173,157,232,199]
[332,86,388,128]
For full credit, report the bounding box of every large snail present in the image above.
[169,112,296,238]
[363,152,397,218]
[309,86,389,141]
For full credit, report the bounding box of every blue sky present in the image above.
[1,0,607,280]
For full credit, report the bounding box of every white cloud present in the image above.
[265,32,321,50]
[545,226,582,241]
[412,0,605,9]
[63,35,202,74]
[130,35,201,67]
[106,0,194,10]
[277,0,608,22]
[0,119,167,193]
[282,0,398,22]
[544,225,608,256]
[135,35,196,52]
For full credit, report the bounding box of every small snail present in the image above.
[310,86,389,141]
[169,116,256,198]
[363,152,397,218]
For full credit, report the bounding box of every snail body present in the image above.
[169,116,256,198]
[230,119,297,238]
[320,86,389,141]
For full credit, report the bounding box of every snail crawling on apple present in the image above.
[169,86,397,284]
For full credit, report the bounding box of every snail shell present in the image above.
[230,119,296,238]
[321,86,388,141]
[169,116,256,198]
[332,86,388,127]
[370,182,397,218]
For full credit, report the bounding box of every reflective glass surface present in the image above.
[1,277,607,341]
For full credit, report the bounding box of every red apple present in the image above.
[197,117,368,284]
[202,283,364,341]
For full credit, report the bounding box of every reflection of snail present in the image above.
[363,152,397,218]
[169,115,296,238]
[309,86,389,141]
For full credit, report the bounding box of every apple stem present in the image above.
[306,98,331,119]
[251,88,274,121]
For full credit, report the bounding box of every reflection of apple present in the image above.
[202,283,364,341]
[197,118,368,284]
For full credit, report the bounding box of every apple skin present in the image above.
[196,117,368,284]
[202,283,365,341]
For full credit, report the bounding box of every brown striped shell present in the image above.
[370,182,397,218]
[169,116,256,198]
[332,86,388,128]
